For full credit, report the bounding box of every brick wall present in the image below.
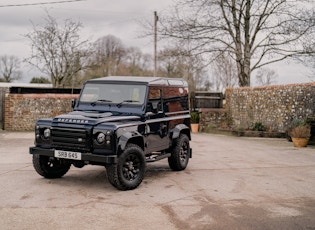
[4,93,79,131]
[224,83,315,133]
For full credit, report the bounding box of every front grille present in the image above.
[51,127,91,151]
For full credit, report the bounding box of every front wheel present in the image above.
[106,144,146,190]
[32,155,71,178]
[168,134,190,171]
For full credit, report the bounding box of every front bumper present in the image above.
[29,147,117,164]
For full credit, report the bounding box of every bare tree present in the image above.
[83,35,154,80]
[25,14,91,87]
[158,48,188,77]
[296,36,315,79]
[91,35,126,77]
[0,55,22,82]
[158,0,315,87]
[255,67,278,86]
[211,53,238,91]
[122,47,153,76]
[158,46,210,91]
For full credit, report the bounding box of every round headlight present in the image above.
[43,128,51,139]
[97,132,106,144]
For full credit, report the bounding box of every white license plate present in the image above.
[54,150,82,160]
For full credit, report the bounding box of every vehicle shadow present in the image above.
[47,162,174,191]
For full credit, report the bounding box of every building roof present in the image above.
[0,82,52,88]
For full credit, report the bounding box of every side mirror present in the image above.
[146,102,153,113]
[151,102,159,113]
[71,98,77,109]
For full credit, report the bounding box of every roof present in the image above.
[0,82,52,88]
[89,76,161,83]
[87,76,188,86]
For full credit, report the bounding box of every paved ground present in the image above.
[0,131,315,230]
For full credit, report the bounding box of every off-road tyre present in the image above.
[106,144,146,190]
[168,134,190,171]
[32,155,71,178]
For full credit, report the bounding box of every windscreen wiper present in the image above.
[90,99,112,106]
[116,100,139,108]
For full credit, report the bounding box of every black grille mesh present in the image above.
[51,127,91,151]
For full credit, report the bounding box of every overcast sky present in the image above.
[0,0,312,85]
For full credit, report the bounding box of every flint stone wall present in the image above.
[4,93,79,131]
[200,83,315,133]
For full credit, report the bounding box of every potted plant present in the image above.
[289,119,311,147]
[190,111,200,133]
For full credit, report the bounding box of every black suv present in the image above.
[29,76,192,190]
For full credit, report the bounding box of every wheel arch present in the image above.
[172,124,191,141]
[117,131,144,154]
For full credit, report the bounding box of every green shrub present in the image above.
[252,122,265,131]
[235,125,245,131]
[190,111,200,124]
[289,119,311,138]
[290,119,307,129]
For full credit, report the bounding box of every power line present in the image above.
[0,0,85,8]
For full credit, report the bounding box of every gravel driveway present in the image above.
[0,132,315,230]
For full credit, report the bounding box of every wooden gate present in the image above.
[191,91,223,110]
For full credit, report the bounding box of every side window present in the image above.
[147,87,163,113]
[149,88,161,99]
[162,86,189,112]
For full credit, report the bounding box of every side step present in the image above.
[146,152,171,163]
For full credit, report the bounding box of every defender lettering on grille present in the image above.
[58,118,88,124]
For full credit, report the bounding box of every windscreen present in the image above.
[79,83,147,105]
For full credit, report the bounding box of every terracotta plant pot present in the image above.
[191,124,199,133]
[291,137,309,147]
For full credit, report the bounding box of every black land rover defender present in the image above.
[29,76,192,190]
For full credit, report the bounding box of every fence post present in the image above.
[0,88,6,130]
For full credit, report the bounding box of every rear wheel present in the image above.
[32,155,71,178]
[106,144,146,190]
[168,134,190,171]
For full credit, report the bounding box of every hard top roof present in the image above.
[86,76,188,86]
